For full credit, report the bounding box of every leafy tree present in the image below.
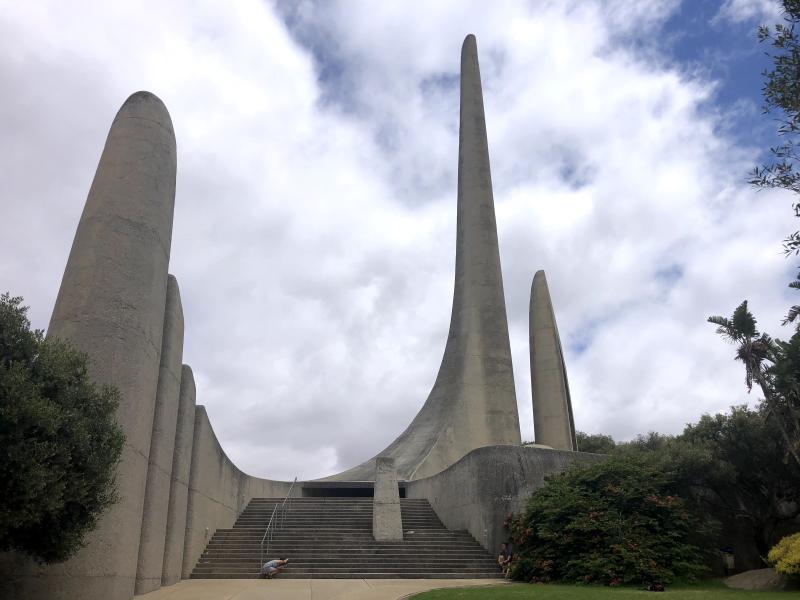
[751,0,800,256]
[0,293,124,563]
[576,431,616,454]
[679,407,800,559]
[507,452,711,586]
[708,301,800,467]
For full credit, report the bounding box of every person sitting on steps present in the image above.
[498,543,512,576]
[259,558,290,579]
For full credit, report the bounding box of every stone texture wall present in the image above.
[406,445,602,555]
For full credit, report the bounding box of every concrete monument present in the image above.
[161,365,197,586]
[136,275,184,594]
[5,92,178,600]
[530,270,577,450]
[326,33,521,482]
[0,35,593,600]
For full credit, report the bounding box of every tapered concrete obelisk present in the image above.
[530,270,576,450]
[326,34,521,482]
[5,91,177,600]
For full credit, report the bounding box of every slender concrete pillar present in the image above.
[2,91,177,600]
[325,34,520,482]
[135,276,184,594]
[181,406,208,579]
[162,365,196,586]
[530,270,576,450]
[373,457,403,541]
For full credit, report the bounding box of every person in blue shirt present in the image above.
[259,558,290,579]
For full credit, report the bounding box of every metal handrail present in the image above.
[260,477,297,566]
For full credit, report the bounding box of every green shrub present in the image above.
[769,532,800,577]
[507,453,710,586]
[0,293,124,563]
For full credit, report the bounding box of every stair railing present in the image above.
[260,477,297,567]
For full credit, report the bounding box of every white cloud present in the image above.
[715,0,783,25]
[0,0,796,481]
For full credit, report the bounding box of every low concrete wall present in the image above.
[180,407,294,578]
[405,445,602,555]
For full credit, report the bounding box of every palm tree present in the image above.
[708,301,800,467]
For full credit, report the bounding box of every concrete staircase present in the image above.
[191,497,502,579]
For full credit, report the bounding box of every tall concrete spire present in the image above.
[326,34,520,482]
[4,92,177,600]
[530,270,576,450]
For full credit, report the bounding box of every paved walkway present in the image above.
[136,579,505,600]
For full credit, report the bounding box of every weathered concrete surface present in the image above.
[136,276,185,594]
[181,407,294,578]
[134,578,506,599]
[162,365,197,586]
[373,457,403,541]
[406,445,601,555]
[530,270,576,451]
[0,91,177,600]
[324,34,520,483]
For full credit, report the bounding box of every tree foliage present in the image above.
[750,0,800,255]
[708,301,800,467]
[507,452,711,586]
[509,406,800,585]
[576,431,617,454]
[680,407,800,557]
[0,293,124,563]
[769,532,800,576]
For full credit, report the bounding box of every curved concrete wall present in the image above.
[405,445,602,556]
[181,406,294,578]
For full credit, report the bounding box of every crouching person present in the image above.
[259,558,290,579]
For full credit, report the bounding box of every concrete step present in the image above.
[201,552,493,560]
[190,571,503,585]
[194,567,501,575]
[190,496,500,580]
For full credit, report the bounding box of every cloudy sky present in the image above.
[1,0,797,481]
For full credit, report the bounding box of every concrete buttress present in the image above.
[136,275,185,594]
[161,365,196,586]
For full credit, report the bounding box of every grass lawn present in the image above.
[410,580,794,599]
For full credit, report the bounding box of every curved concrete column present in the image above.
[325,34,520,482]
[530,270,576,450]
[136,275,184,594]
[4,91,177,600]
[162,365,196,586]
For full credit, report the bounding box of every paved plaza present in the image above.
[135,578,506,600]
